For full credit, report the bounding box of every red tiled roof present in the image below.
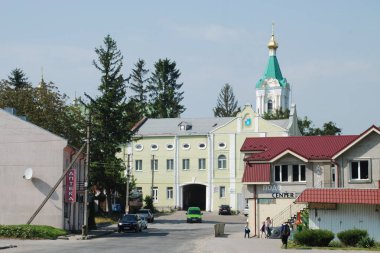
[241,135,358,162]
[295,188,380,205]
[242,163,270,183]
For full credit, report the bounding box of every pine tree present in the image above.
[148,58,185,118]
[87,35,133,214]
[213,83,240,117]
[7,68,31,90]
[129,59,149,118]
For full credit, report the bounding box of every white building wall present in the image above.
[0,110,67,228]
[309,204,380,241]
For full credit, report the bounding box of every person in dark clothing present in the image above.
[244,225,251,238]
[280,222,291,248]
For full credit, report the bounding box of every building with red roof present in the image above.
[241,125,380,240]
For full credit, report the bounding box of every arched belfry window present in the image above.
[268,100,273,113]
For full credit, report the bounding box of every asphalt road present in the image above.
[0,211,247,253]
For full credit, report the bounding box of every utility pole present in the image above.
[151,154,155,199]
[125,153,130,214]
[82,112,91,238]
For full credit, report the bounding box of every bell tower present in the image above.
[256,24,290,115]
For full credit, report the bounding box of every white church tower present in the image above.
[256,25,290,115]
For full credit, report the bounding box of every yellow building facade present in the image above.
[121,104,300,212]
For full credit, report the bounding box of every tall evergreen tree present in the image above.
[129,59,149,118]
[7,68,31,90]
[148,58,185,118]
[213,83,240,117]
[87,35,133,214]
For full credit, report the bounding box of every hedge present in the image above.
[337,229,368,247]
[0,225,67,239]
[294,229,334,247]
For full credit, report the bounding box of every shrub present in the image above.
[294,229,334,247]
[337,229,368,247]
[357,236,375,248]
[0,225,66,239]
[328,240,343,248]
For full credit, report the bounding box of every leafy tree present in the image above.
[148,58,185,118]
[0,71,85,147]
[86,35,134,214]
[7,68,31,90]
[129,59,149,118]
[262,107,290,120]
[298,117,341,136]
[213,83,240,117]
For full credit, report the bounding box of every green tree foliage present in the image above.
[129,59,149,119]
[213,83,240,117]
[87,35,135,214]
[262,107,290,120]
[148,58,185,118]
[7,68,31,90]
[0,71,85,148]
[298,117,342,136]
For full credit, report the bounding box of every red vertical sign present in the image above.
[65,169,76,202]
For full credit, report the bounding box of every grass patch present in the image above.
[95,213,121,225]
[0,225,66,239]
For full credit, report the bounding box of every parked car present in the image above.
[218,205,232,215]
[117,214,142,233]
[136,209,154,223]
[243,205,249,216]
[186,207,203,223]
[140,216,148,229]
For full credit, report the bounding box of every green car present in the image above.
[186,207,203,223]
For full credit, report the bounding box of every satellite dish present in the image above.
[23,168,33,180]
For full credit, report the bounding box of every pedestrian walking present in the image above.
[244,225,251,238]
[265,217,272,238]
[260,221,266,238]
[280,222,291,249]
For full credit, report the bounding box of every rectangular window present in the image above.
[183,159,190,170]
[153,187,158,202]
[292,164,306,182]
[219,186,225,198]
[275,165,281,181]
[351,160,369,180]
[167,159,174,170]
[199,158,206,170]
[167,187,173,199]
[135,160,142,171]
[281,165,288,182]
[151,159,158,171]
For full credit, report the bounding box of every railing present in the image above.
[271,202,307,227]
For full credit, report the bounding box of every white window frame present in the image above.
[350,159,371,182]
[151,159,158,171]
[219,186,226,198]
[182,143,190,150]
[151,144,159,151]
[218,155,227,170]
[166,159,174,170]
[153,187,158,203]
[274,165,289,182]
[198,143,206,149]
[135,160,142,171]
[135,144,143,151]
[166,144,174,150]
[167,187,173,199]
[199,158,206,170]
[182,159,190,170]
[292,164,306,182]
[218,142,226,149]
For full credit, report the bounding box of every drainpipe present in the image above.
[331,160,340,188]
[254,185,257,237]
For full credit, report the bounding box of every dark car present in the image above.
[136,209,154,222]
[218,205,231,215]
[117,214,142,233]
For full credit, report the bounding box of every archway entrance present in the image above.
[182,184,206,210]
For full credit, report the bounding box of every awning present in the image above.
[295,188,380,205]
[242,163,270,184]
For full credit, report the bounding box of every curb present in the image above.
[0,245,17,250]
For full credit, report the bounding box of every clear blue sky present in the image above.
[0,0,379,134]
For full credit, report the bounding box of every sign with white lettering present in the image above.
[65,169,76,203]
[271,192,296,199]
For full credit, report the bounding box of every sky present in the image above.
[0,0,379,134]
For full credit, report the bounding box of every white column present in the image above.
[207,134,214,211]
[175,136,180,208]
[229,134,236,209]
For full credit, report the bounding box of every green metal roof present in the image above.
[256,56,287,88]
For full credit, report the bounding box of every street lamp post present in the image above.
[82,112,91,238]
